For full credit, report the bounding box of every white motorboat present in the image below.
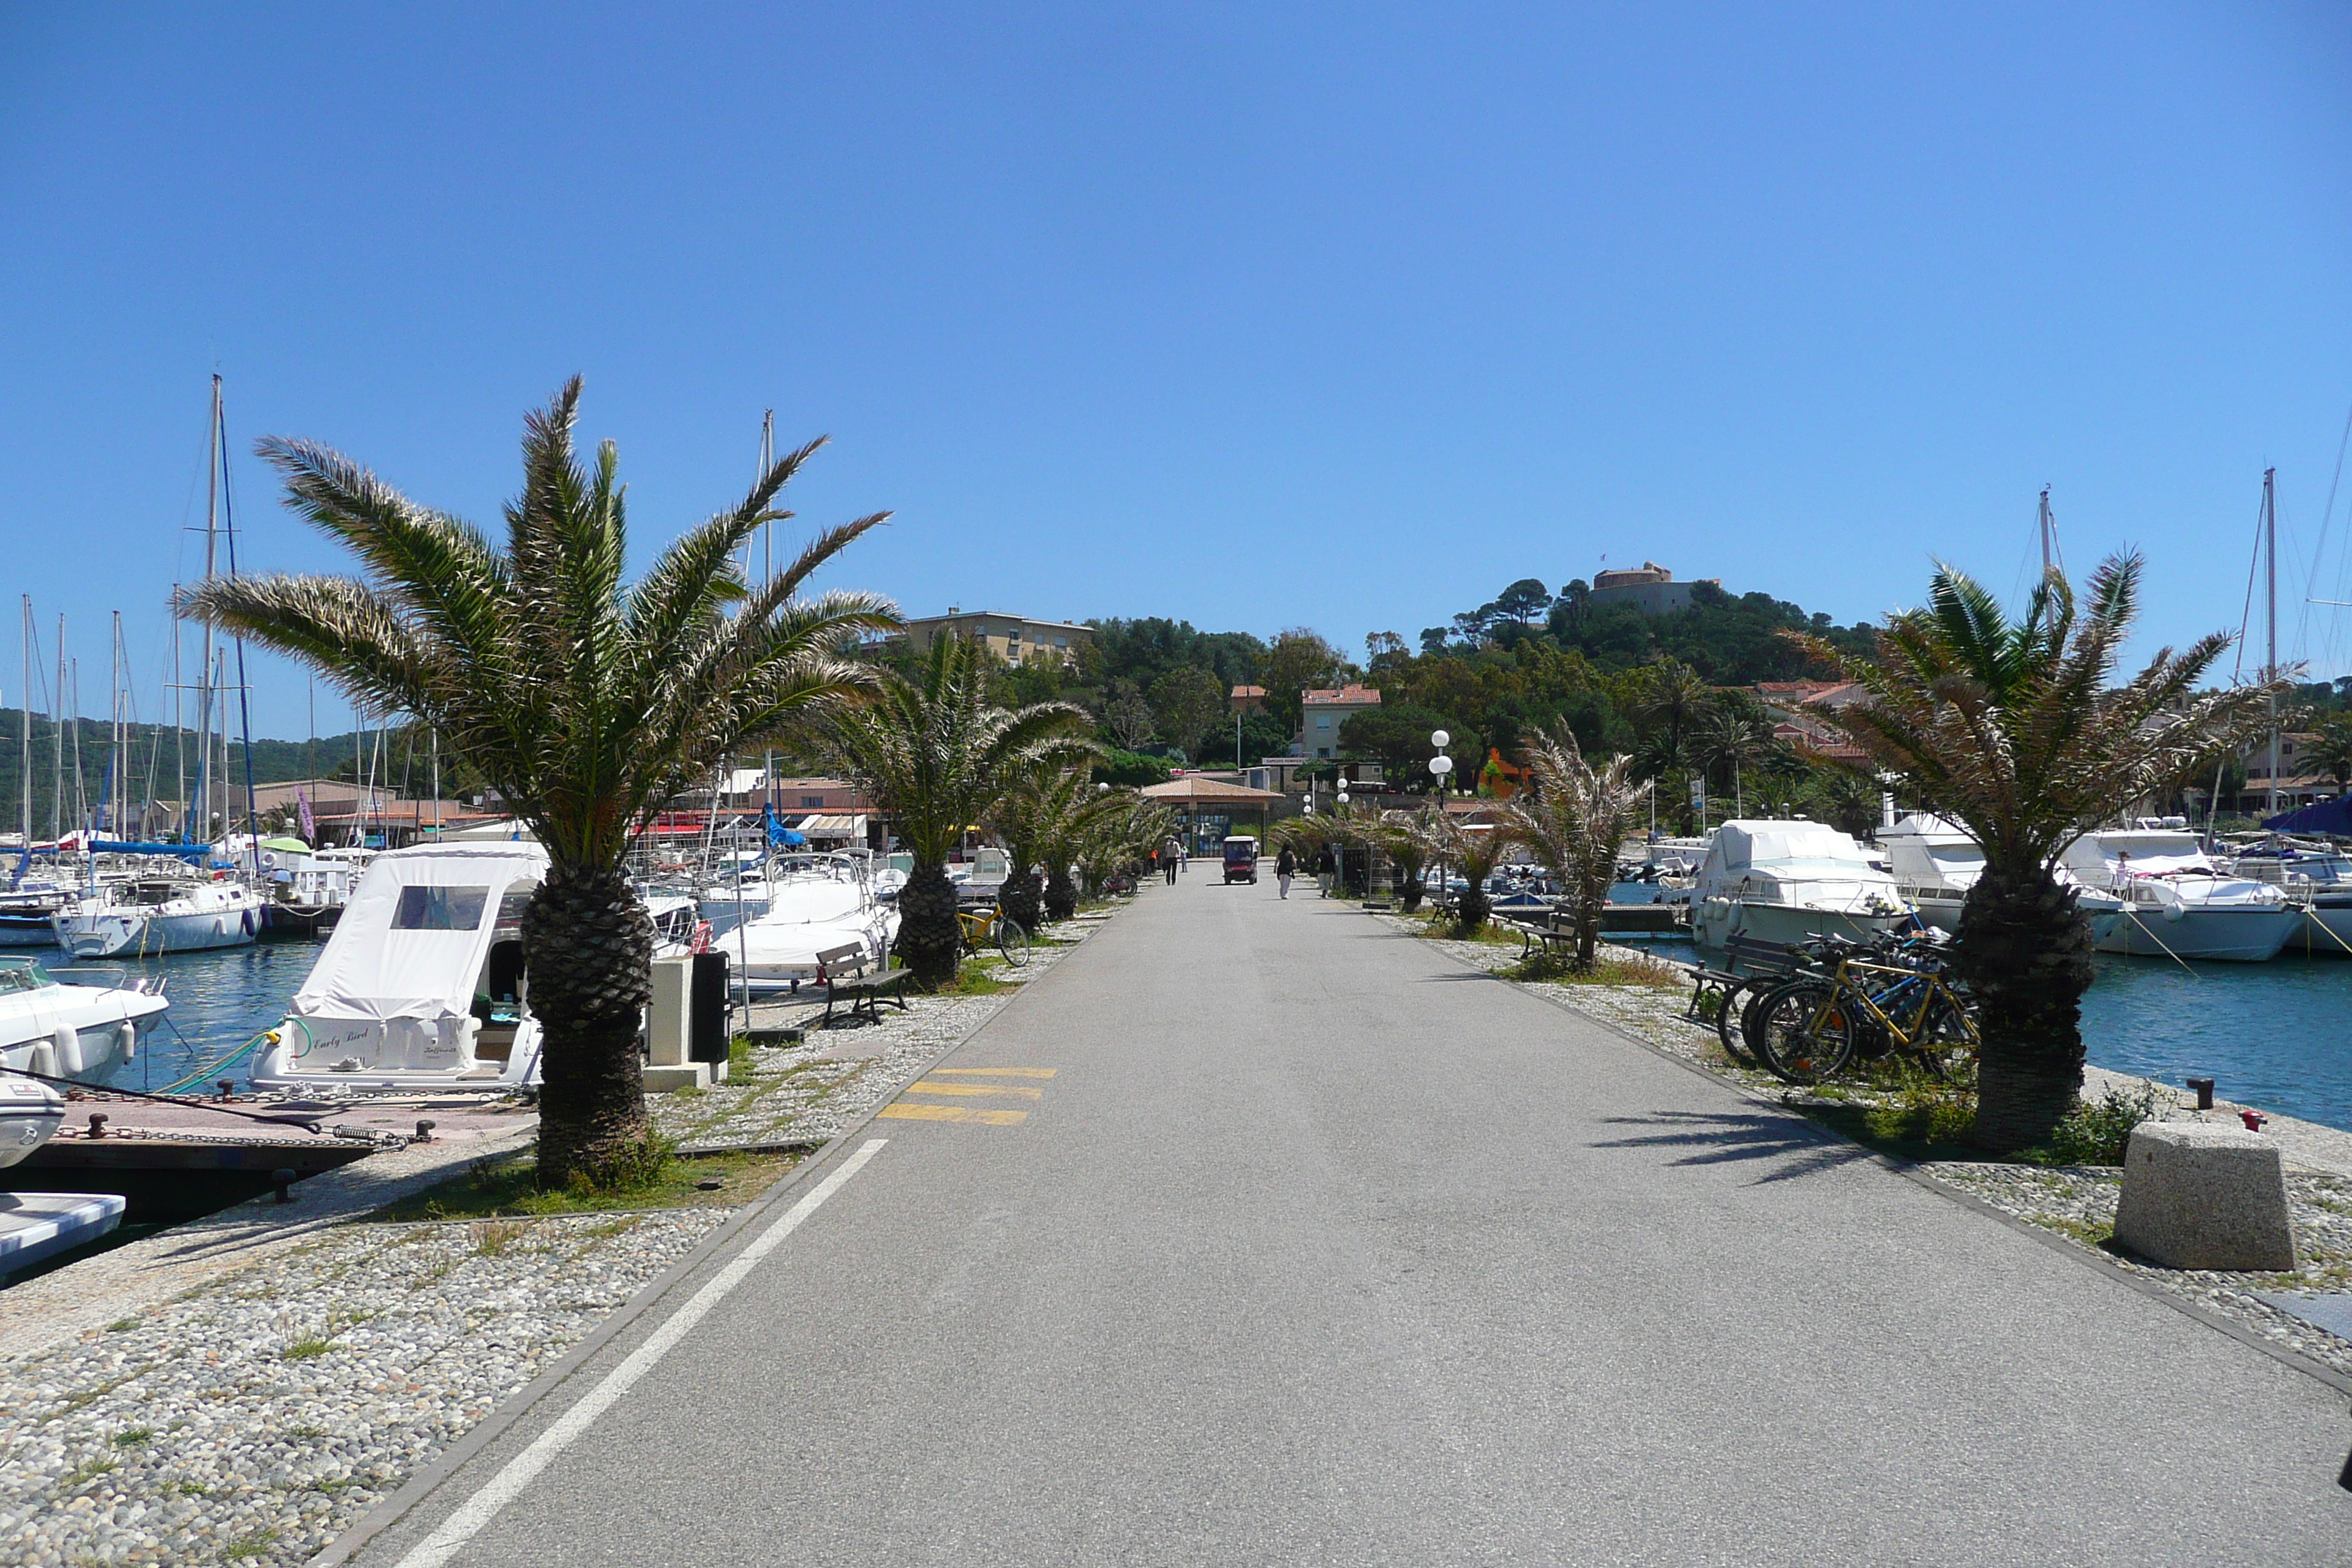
[1880,813,2125,944]
[0,1077,125,1278]
[727,855,898,995]
[52,865,262,957]
[247,843,549,1093]
[2223,844,2352,957]
[0,954,167,1081]
[1690,819,1914,957]
[2059,828,2302,962]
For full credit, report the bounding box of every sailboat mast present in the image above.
[196,374,220,844]
[759,410,776,821]
[2265,467,2280,818]
[108,612,122,840]
[19,599,31,849]
[215,384,264,877]
[50,616,63,844]
[2038,487,2055,577]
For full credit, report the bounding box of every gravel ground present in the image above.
[648,921,1093,1152]
[0,1208,726,1567]
[1380,906,2352,1386]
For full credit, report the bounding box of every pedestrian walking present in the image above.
[1314,844,1336,898]
[1275,845,1297,899]
[1162,834,1183,884]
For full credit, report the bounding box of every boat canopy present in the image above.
[89,841,211,861]
[1702,821,1878,875]
[290,843,546,1025]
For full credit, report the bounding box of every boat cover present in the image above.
[2264,796,2352,835]
[290,843,546,1025]
[1703,821,1878,875]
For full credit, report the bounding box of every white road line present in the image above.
[393,1138,890,1568]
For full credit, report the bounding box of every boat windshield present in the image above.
[0,957,53,992]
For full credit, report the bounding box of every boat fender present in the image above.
[116,1019,135,1064]
[2163,902,2186,923]
[29,1039,57,1077]
[53,1023,83,1078]
[241,908,256,937]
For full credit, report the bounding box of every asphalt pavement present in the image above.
[353,868,2352,1567]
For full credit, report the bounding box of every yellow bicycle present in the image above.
[956,904,1031,967]
[1752,943,1979,1084]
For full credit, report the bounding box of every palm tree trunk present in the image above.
[999,864,1042,934]
[1044,862,1077,923]
[895,861,960,988]
[1956,864,2094,1153]
[523,863,655,1187]
[1455,883,1490,934]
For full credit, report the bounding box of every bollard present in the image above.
[2241,1109,2268,1132]
[414,1119,437,1144]
[271,1168,298,1205]
[2186,1077,2216,1111]
[86,1113,108,1140]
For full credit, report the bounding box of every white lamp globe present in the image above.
[1337,790,1350,804]
[1429,755,1453,776]
[1430,729,1450,749]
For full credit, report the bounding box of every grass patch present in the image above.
[281,1336,335,1361]
[373,1145,802,1223]
[286,1425,326,1440]
[728,1033,758,1079]
[1795,1098,1986,1165]
[106,1318,139,1333]
[943,963,1015,997]
[61,1457,118,1488]
[1503,948,1684,987]
[472,1219,532,1256]
[2038,1214,2119,1249]
[224,1529,279,1561]
[110,1428,152,1447]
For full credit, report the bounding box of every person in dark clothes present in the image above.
[1314,844,1337,897]
[1275,845,1297,899]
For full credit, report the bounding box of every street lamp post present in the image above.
[1428,729,1452,912]
[1335,777,1352,897]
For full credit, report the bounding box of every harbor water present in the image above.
[71,943,317,1096]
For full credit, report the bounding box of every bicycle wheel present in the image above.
[1901,992,1976,1080]
[1751,981,1858,1085]
[995,916,1030,967]
[1714,976,1768,1068]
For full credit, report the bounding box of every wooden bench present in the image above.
[1684,931,1800,1022]
[1502,908,1578,962]
[815,942,911,1028]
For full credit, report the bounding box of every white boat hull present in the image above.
[2095,905,2302,962]
[0,1079,65,1169]
[53,897,260,958]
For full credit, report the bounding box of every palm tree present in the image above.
[1796,556,2279,1152]
[987,765,1091,933]
[1376,807,1431,913]
[1689,694,1774,817]
[820,634,1095,987]
[1499,732,1651,968]
[1417,810,1507,933]
[1069,791,1169,900]
[181,379,895,1186]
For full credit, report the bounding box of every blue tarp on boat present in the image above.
[2261,797,2352,834]
[88,841,214,861]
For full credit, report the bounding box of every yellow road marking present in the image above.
[876,1103,1028,1126]
[910,1079,1042,1098]
[926,1067,1057,1078]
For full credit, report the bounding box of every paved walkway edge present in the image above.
[304,909,1113,1568]
[1377,913,2352,1401]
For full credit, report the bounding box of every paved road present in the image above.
[361,873,2352,1567]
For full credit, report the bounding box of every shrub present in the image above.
[2027,1081,2169,1167]
[1862,1068,1977,1147]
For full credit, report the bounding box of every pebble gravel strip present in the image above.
[0,1208,726,1567]
[649,920,1095,1153]
[1378,907,2352,1384]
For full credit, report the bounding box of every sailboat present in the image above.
[50,378,263,957]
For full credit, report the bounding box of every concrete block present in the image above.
[641,1063,709,1093]
[2112,1121,2298,1270]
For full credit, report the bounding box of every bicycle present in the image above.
[1752,938,1978,1085]
[955,904,1031,967]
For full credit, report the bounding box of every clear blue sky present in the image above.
[4,3,2351,737]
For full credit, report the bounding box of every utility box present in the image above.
[648,957,690,1067]
[690,952,731,1069]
